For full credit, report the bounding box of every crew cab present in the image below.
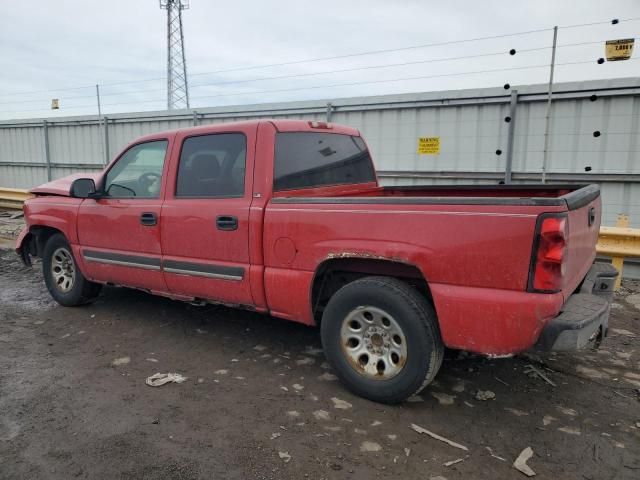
[16,119,617,403]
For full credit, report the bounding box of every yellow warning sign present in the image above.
[605,39,634,61]
[417,137,440,155]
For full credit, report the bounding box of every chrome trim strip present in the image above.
[163,266,242,281]
[83,254,161,270]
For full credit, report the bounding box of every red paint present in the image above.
[17,119,602,355]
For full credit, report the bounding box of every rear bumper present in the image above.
[534,263,617,351]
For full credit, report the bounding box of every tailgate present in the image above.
[562,185,601,297]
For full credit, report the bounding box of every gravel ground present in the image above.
[0,245,639,480]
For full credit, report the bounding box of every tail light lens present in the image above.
[529,214,568,292]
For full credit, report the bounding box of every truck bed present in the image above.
[266,183,601,353]
[284,184,600,209]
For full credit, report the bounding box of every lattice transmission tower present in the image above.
[159,0,190,110]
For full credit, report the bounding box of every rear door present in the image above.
[160,125,257,306]
[77,137,172,291]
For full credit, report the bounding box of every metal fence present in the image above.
[1,77,638,226]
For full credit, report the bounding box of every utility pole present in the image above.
[541,26,558,184]
[159,0,190,110]
[95,84,107,165]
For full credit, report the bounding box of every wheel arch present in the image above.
[29,225,67,257]
[311,256,434,324]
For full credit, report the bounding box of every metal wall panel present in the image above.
[1,78,638,225]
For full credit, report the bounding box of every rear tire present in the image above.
[320,276,443,404]
[42,233,101,306]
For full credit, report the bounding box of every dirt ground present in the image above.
[1,244,639,480]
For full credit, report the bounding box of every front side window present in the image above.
[176,133,246,198]
[104,140,168,198]
[274,132,376,191]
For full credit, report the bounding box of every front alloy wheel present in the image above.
[50,247,76,293]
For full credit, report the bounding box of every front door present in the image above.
[160,126,256,306]
[77,138,172,292]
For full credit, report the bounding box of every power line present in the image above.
[0,37,629,107]
[2,15,638,101]
[7,57,635,115]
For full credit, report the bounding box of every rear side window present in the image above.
[176,133,246,198]
[274,132,375,191]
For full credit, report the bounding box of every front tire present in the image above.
[320,276,443,404]
[42,233,101,306]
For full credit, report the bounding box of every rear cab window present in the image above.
[274,132,375,191]
[176,133,247,198]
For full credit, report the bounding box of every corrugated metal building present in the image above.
[1,77,638,226]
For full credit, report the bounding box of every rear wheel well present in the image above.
[311,258,433,323]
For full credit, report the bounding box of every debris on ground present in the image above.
[278,451,291,463]
[513,446,536,476]
[409,423,469,451]
[303,346,323,356]
[443,457,466,467]
[485,446,506,461]
[558,426,581,435]
[213,369,228,375]
[431,392,456,405]
[295,357,315,366]
[360,441,382,452]
[542,415,556,426]
[318,372,337,381]
[505,408,529,417]
[556,406,578,417]
[524,364,557,387]
[111,356,130,366]
[313,410,330,421]
[331,397,352,409]
[270,432,281,440]
[407,395,424,402]
[475,390,495,401]
[145,372,188,387]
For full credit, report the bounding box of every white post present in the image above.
[541,26,558,184]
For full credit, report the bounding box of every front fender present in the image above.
[15,227,33,267]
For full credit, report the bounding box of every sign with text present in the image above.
[417,137,440,155]
[605,39,634,61]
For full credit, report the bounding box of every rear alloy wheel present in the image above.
[42,233,102,306]
[321,276,443,404]
[340,306,407,380]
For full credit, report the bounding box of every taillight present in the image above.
[529,214,568,292]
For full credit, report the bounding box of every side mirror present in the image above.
[70,178,98,199]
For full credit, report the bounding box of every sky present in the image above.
[0,0,638,120]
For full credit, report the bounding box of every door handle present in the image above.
[140,212,157,226]
[216,215,238,231]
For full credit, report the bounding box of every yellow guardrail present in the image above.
[0,187,31,210]
[595,214,639,290]
[0,187,638,288]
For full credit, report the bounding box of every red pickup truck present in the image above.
[17,119,616,403]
